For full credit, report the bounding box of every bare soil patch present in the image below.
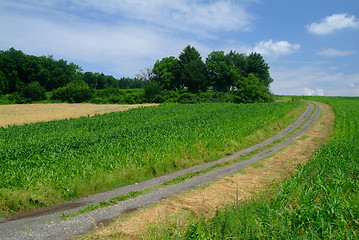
[83,102,334,239]
[0,103,157,127]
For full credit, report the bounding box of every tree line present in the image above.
[0,46,273,104]
[0,48,142,103]
[144,45,273,103]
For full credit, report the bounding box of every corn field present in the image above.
[0,102,299,215]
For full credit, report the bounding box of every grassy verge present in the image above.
[61,101,308,219]
[179,97,359,239]
[0,102,303,216]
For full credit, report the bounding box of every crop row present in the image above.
[0,102,299,214]
[184,97,359,239]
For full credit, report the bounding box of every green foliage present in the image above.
[178,45,208,93]
[227,50,246,73]
[0,48,143,104]
[83,72,142,90]
[144,89,234,104]
[244,52,273,88]
[20,81,46,102]
[1,47,273,105]
[145,46,273,103]
[51,81,93,103]
[0,71,6,95]
[0,48,84,93]
[0,102,299,214]
[234,73,273,103]
[91,88,144,104]
[184,97,359,239]
[0,92,26,104]
[144,80,162,102]
[152,56,179,90]
[205,51,239,92]
[292,95,303,102]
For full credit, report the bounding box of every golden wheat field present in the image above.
[0,103,156,127]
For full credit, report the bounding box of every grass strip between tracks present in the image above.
[62,101,314,219]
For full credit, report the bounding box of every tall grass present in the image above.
[0,102,300,215]
[184,97,359,239]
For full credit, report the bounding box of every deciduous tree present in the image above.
[235,73,272,103]
[206,51,239,92]
[244,52,273,88]
[152,56,179,90]
[178,45,208,93]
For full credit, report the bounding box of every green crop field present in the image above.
[0,102,301,216]
[184,97,359,239]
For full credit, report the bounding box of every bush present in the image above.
[234,74,273,104]
[178,92,199,104]
[20,81,46,102]
[144,81,162,102]
[51,82,92,103]
[90,88,145,104]
[0,92,26,104]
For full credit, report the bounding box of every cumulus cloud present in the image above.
[271,64,359,96]
[251,40,300,57]
[304,88,324,96]
[317,48,355,57]
[0,10,187,75]
[307,13,359,35]
[0,0,256,76]
[4,0,255,37]
[304,88,315,96]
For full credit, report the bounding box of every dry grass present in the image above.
[80,102,335,239]
[0,103,157,127]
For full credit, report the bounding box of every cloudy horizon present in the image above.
[1,0,358,96]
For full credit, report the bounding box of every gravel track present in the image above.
[0,102,320,240]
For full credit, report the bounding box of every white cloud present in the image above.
[114,0,255,34]
[0,0,255,76]
[271,64,359,96]
[307,13,359,35]
[317,48,355,57]
[316,89,325,96]
[304,88,324,96]
[5,0,255,37]
[251,40,300,57]
[304,87,315,96]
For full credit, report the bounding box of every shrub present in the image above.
[144,81,162,102]
[20,81,46,102]
[234,74,273,103]
[51,82,92,103]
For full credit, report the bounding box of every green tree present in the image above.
[152,56,179,90]
[234,73,273,103]
[228,50,246,74]
[51,81,92,103]
[83,72,99,89]
[178,45,208,93]
[0,70,6,95]
[206,51,239,92]
[20,81,46,102]
[244,52,273,88]
[144,80,162,102]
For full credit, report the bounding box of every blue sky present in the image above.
[1,0,358,96]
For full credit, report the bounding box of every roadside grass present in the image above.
[78,101,335,240]
[58,101,308,218]
[182,97,359,239]
[0,102,303,216]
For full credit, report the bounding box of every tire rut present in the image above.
[0,102,320,240]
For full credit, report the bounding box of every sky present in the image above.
[1,0,359,96]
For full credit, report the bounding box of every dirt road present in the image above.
[0,102,322,240]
